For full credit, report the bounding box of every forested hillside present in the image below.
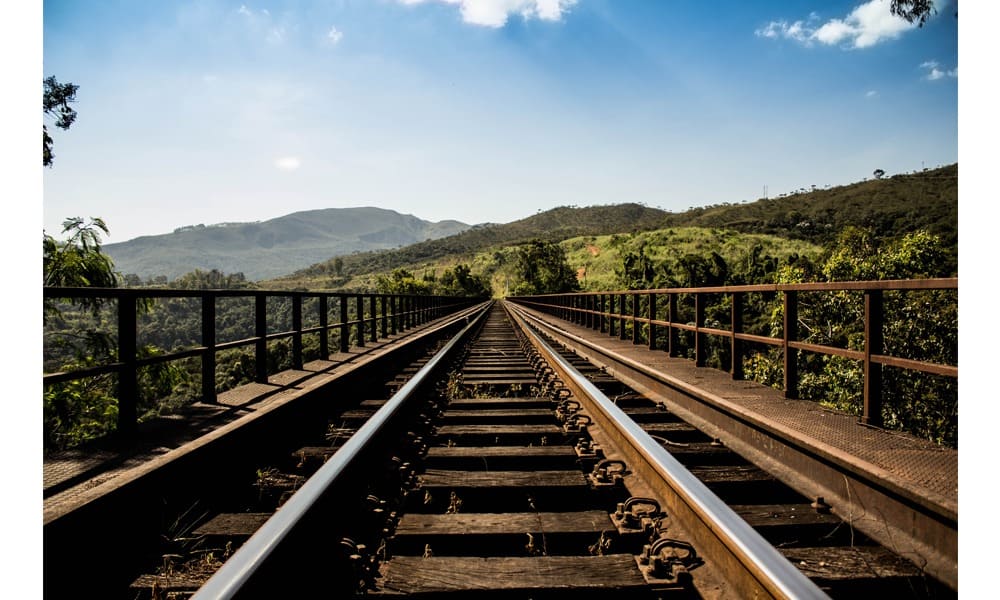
[668,165,957,249]
[269,165,957,290]
[104,207,470,281]
[274,203,671,287]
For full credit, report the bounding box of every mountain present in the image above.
[104,207,471,281]
[276,203,672,284]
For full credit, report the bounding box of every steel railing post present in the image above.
[783,290,799,399]
[695,292,706,367]
[292,295,303,370]
[202,293,217,403]
[619,293,628,340]
[355,294,365,347]
[380,295,388,338]
[630,293,639,344]
[601,294,618,337]
[339,295,349,353]
[117,293,138,437]
[864,289,885,426]
[255,294,268,383]
[667,293,678,357]
[648,292,657,350]
[731,292,744,380]
[319,295,329,359]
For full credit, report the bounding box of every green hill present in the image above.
[667,164,957,249]
[270,203,671,287]
[266,164,956,290]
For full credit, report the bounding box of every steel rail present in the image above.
[190,301,492,600]
[505,301,830,600]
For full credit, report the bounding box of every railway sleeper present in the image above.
[371,555,660,598]
[406,471,628,514]
[388,510,631,557]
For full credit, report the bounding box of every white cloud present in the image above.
[756,0,918,49]
[920,60,957,81]
[266,26,286,44]
[865,90,879,98]
[236,4,290,44]
[275,156,301,170]
[327,26,344,44]
[754,14,818,44]
[398,0,577,28]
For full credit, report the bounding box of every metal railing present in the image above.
[510,278,957,427]
[43,287,482,437]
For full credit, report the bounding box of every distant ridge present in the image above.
[282,203,671,282]
[104,207,470,281]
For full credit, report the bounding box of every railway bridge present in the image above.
[42,279,957,598]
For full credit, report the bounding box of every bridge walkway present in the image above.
[43,315,451,520]
[513,301,957,588]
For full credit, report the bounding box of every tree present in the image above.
[511,240,579,296]
[43,218,119,296]
[43,217,124,449]
[890,0,936,27]
[439,264,491,297]
[617,244,656,289]
[375,268,433,295]
[43,76,80,167]
[172,268,252,290]
[873,168,885,180]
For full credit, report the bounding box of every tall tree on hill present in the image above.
[511,240,579,296]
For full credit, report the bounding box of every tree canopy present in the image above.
[890,0,937,27]
[43,217,119,290]
[43,76,79,167]
[511,240,580,296]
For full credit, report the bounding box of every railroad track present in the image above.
[46,301,954,598]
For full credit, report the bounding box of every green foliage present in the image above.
[511,240,580,296]
[437,264,491,297]
[593,228,820,291]
[822,228,948,281]
[743,228,957,446]
[376,268,434,295]
[43,76,79,167]
[617,244,656,290]
[172,268,253,290]
[661,164,957,274]
[890,0,937,26]
[44,217,119,291]
[44,369,118,449]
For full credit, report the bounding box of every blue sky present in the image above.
[38,0,959,243]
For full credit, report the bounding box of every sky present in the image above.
[37,0,961,244]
